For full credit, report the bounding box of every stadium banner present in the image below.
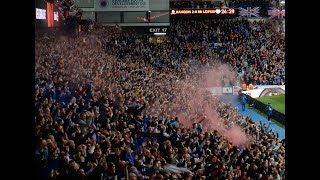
[268,7,285,20]
[222,87,233,94]
[233,86,242,95]
[238,7,260,17]
[96,0,149,11]
[242,85,285,98]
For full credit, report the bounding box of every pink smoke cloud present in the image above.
[162,64,250,146]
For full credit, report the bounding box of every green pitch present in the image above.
[255,94,285,114]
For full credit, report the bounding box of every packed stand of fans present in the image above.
[171,19,285,85]
[139,19,284,85]
[35,19,285,179]
[220,20,285,85]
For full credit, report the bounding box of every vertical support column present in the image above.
[47,2,54,27]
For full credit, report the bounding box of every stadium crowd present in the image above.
[107,18,285,86]
[35,17,285,179]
